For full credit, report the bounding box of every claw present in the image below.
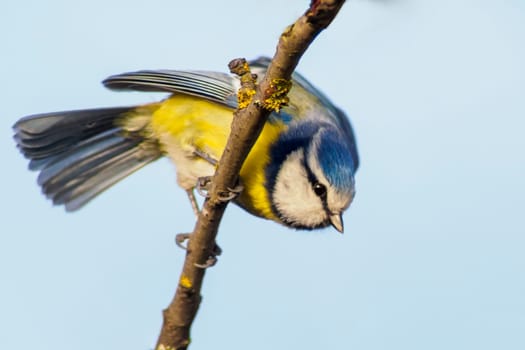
[196,176,212,198]
[175,233,191,250]
[217,183,244,202]
[195,256,218,268]
[176,232,222,268]
[195,244,222,268]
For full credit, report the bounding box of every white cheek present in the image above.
[272,150,327,227]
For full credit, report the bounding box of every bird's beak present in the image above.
[330,213,344,234]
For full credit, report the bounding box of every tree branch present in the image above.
[155,1,346,349]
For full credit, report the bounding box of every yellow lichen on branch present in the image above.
[229,59,257,109]
[179,275,192,289]
[262,78,292,112]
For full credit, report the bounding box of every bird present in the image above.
[13,57,359,233]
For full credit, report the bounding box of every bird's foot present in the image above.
[186,190,200,217]
[196,176,212,198]
[175,233,192,250]
[196,177,244,202]
[217,181,244,202]
[175,233,222,269]
[194,244,222,268]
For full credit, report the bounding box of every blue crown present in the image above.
[315,127,356,194]
[265,121,356,196]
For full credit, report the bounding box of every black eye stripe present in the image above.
[302,151,315,182]
[302,153,329,201]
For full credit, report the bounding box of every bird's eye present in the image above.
[312,182,327,198]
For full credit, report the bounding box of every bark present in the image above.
[155,1,346,349]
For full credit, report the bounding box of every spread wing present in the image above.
[103,69,239,108]
[103,58,359,170]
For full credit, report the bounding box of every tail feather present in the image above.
[28,157,57,171]
[14,107,134,160]
[37,128,128,186]
[58,147,159,211]
[14,107,128,136]
[13,106,162,210]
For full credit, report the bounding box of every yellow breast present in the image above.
[137,95,282,220]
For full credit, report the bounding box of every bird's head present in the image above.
[267,122,357,233]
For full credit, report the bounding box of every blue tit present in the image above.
[13,57,359,232]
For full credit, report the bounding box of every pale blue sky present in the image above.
[1,1,524,349]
